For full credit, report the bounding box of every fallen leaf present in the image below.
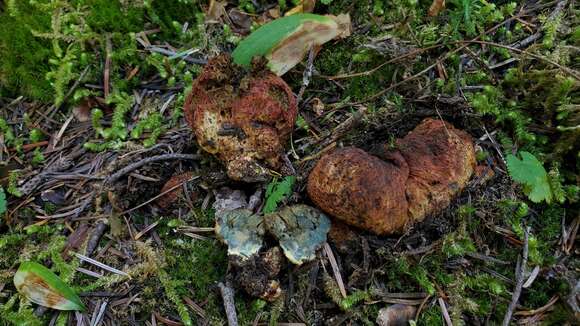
[72,97,99,122]
[228,8,252,34]
[428,0,445,17]
[232,13,351,75]
[206,0,227,22]
[14,262,86,311]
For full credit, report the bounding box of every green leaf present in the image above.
[232,13,350,75]
[0,186,6,214]
[13,261,86,311]
[263,176,296,214]
[506,151,553,203]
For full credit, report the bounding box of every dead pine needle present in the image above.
[502,226,530,326]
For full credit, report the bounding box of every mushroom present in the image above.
[307,118,476,235]
[184,55,297,182]
[265,204,331,265]
[215,208,265,259]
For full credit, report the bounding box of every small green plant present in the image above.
[31,149,45,166]
[263,176,296,214]
[506,151,553,203]
[7,171,22,198]
[131,112,166,147]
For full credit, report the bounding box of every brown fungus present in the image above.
[184,54,298,182]
[307,118,476,235]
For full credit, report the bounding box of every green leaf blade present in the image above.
[0,186,6,214]
[14,261,86,311]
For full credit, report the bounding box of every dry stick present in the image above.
[85,220,109,257]
[502,226,530,326]
[438,297,453,326]
[296,46,316,104]
[458,40,580,80]
[106,153,200,185]
[104,34,112,99]
[218,281,239,326]
[329,7,528,82]
[323,242,347,298]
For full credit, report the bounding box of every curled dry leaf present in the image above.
[307,118,475,235]
[14,261,86,311]
[265,204,331,264]
[232,13,351,76]
[156,172,195,209]
[215,208,265,259]
[184,55,297,182]
[206,0,227,22]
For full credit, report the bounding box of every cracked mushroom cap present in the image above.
[184,55,297,182]
[307,118,476,235]
[265,204,331,265]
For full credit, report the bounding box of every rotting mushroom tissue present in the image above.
[184,54,298,183]
[307,118,476,235]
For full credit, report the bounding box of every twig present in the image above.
[297,47,316,104]
[458,40,580,80]
[145,46,207,65]
[218,281,239,326]
[515,296,558,316]
[85,220,109,257]
[74,252,130,278]
[105,153,200,185]
[49,114,74,151]
[323,242,347,298]
[502,226,530,326]
[104,34,112,99]
[438,297,453,326]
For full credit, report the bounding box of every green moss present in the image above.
[314,40,395,101]
[131,112,166,147]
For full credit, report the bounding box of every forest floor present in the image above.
[0,0,579,325]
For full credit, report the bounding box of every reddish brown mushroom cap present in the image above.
[307,147,410,234]
[398,118,476,222]
[184,55,297,182]
[307,118,476,235]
